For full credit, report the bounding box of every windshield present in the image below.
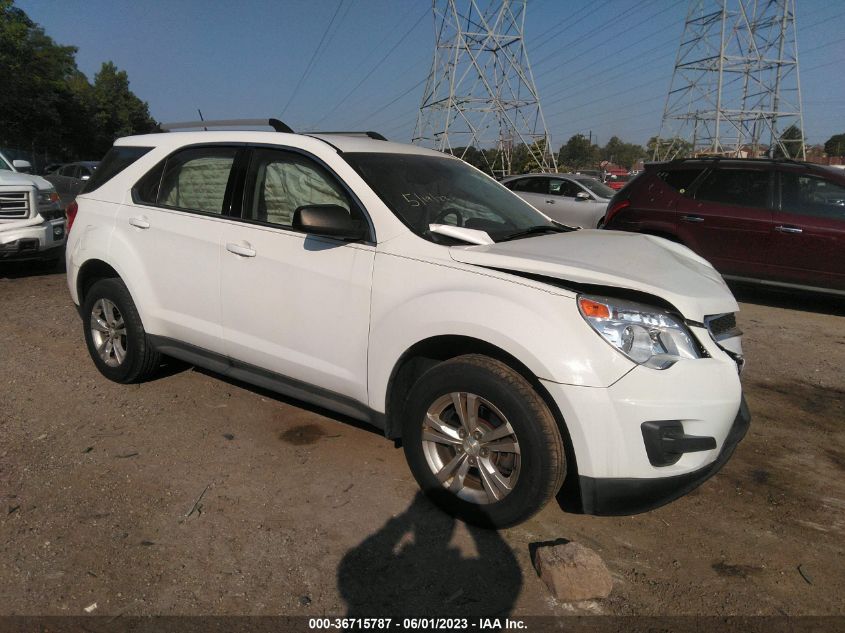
[0,154,12,171]
[343,152,557,243]
[574,177,615,198]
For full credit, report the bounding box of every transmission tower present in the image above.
[654,0,805,160]
[413,0,556,176]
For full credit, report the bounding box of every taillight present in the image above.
[65,201,79,233]
[604,199,630,226]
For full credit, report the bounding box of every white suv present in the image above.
[65,122,749,527]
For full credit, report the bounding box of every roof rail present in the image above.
[308,131,388,141]
[160,118,295,133]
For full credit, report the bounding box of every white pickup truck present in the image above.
[0,151,66,265]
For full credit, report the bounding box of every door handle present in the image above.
[129,216,150,229]
[680,215,704,223]
[226,242,256,257]
[775,225,803,234]
[545,199,555,204]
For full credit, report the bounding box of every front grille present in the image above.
[0,191,30,219]
[706,312,740,341]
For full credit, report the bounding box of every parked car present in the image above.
[0,150,66,265]
[604,173,631,190]
[500,173,615,228]
[44,161,99,206]
[66,125,748,527]
[603,158,845,294]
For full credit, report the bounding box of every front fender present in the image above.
[367,253,634,413]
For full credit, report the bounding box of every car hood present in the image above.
[449,229,738,321]
[0,171,51,189]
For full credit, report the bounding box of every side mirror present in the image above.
[12,159,32,173]
[576,191,591,201]
[292,204,367,240]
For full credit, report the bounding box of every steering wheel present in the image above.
[432,207,465,227]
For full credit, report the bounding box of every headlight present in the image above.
[38,189,60,208]
[578,294,701,370]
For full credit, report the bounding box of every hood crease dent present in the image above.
[449,230,739,321]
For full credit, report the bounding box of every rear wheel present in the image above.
[82,278,160,383]
[401,354,565,528]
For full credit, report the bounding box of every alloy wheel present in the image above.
[421,392,521,504]
[90,298,128,367]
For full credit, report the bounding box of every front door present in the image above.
[220,147,375,402]
[768,170,845,291]
[547,178,603,228]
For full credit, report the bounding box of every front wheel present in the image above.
[401,354,566,528]
[82,278,160,383]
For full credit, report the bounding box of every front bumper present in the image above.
[0,218,66,261]
[542,348,747,515]
[578,395,750,515]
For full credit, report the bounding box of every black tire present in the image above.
[401,354,565,528]
[81,278,160,383]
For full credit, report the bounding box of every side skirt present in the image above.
[148,335,387,431]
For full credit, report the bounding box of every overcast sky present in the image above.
[18,0,845,149]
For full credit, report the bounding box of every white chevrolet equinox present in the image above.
[66,122,749,528]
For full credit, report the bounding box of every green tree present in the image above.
[0,0,78,151]
[647,136,693,160]
[773,125,804,159]
[558,134,598,170]
[823,133,845,157]
[0,1,157,160]
[90,62,158,155]
[601,136,645,169]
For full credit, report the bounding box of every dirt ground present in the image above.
[0,265,843,621]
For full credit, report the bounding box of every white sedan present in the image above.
[500,173,616,228]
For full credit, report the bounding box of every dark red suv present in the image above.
[602,158,845,294]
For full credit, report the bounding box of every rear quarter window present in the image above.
[82,146,153,194]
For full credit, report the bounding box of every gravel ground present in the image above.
[0,265,843,619]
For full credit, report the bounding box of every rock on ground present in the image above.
[532,541,613,602]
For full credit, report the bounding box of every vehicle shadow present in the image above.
[189,366,386,438]
[337,492,522,620]
[0,258,64,279]
[728,281,845,317]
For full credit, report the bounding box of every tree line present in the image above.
[0,0,157,163]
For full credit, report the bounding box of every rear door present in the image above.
[117,145,241,353]
[769,170,845,291]
[677,166,774,277]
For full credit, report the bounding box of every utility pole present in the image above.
[654,0,805,160]
[413,0,556,176]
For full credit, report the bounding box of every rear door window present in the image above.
[509,177,547,194]
[157,147,238,215]
[694,169,772,208]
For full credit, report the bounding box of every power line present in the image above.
[280,0,346,117]
[310,7,429,128]
[347,76,428,130]
[532,0,660,71]
[540,28,681,108]
[534,0,684,83]
[529,1,599,53]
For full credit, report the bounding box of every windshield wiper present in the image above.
[499,224,571,242]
